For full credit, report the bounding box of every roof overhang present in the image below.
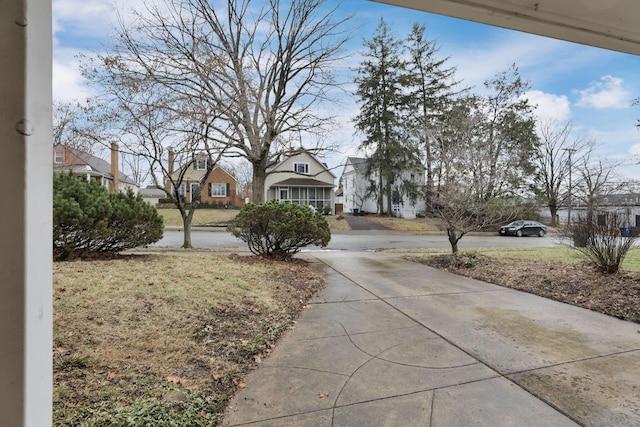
[372,0,640,56]
[271,177,335,188]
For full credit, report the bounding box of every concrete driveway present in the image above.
[222,252,640,426]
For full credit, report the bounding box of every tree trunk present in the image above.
[378,172,384,215]
[385,179,392,217]
[181,215,192,248]
[549,202,558,226]
[447,227,459,254]
[252,161,268,203]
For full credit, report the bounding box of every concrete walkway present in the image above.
[222,252,640,426]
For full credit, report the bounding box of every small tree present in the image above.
[566,212,635,273]
[228,201,330,258]
[53,173,163,260]
[434,185,517,254]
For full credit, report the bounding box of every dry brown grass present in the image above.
[326,214,351,231]
[411,252,640,324]
[159,208,351,232]
[53,254,324,426]
[158,208,240,227]
[365,216,443,233]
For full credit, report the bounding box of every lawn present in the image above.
[157,208,240,227]
[462,246,640,271]
[53,254,324,426]
[364,215,443,233]
[158,207,350,231]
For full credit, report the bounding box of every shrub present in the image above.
[228,200,330,258]
[566,212,636,274]
[53,173,164,260]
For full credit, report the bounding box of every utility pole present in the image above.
[563,148,577,225]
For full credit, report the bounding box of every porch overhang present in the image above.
[373,0,640,55]
[271,177,335,188]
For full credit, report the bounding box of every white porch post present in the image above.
[0,1,53,426]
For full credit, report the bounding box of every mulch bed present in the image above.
[417,254,640,324]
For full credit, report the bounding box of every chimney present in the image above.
[168,148,175,174]
[111,143,119,193]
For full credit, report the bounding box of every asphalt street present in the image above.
[153,229,563,251]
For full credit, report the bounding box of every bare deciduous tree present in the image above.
[221,160,253,201]
[573,151,625,223]
[80,62,226,248]
[53,101,105,156]
[434,184,514,254]
[102,0,350,202]
[533,119,590,225]
[431,100,523,254]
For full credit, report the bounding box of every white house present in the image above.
[341,156,426,219]
[264,151,336,211]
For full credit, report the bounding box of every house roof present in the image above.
[270,177,335,188]
[346,157,368,174]
[53,144,137,185]
[168,164,236,182]
[267,150,337,178]
[140,186,166,197]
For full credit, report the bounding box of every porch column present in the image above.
[0,1,53,426]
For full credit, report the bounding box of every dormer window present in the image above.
[54,150,64,164]
[294,162,309,174]
[196,158,208,170]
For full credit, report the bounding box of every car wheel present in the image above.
[516,230,523,237]
[538,230,545,237]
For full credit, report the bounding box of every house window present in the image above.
[293,163,309,174]
[209,183,227,197]
[279,188,289,200]
[54,151,64,164]
[177,183,186,197]
[196,158,208,170]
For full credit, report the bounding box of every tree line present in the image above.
[353,18,634,252]
[53,0,635,251]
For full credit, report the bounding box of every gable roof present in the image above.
[53,144,137,186]
[168,163,237,183]
[345,157,368,174]
[267,150,337,178]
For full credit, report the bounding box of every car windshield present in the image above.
[507,221,524,227]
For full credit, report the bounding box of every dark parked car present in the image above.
[499,220,547,237]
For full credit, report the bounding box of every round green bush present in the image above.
[228,200,331,257]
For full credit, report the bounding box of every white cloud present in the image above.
[575,75,631,109]
[524,90,571,122]
[52,48,95,103]
[53,0,116,40]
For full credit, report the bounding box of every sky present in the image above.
[52,0,640,182]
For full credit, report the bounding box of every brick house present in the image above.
[165,153,244,208]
